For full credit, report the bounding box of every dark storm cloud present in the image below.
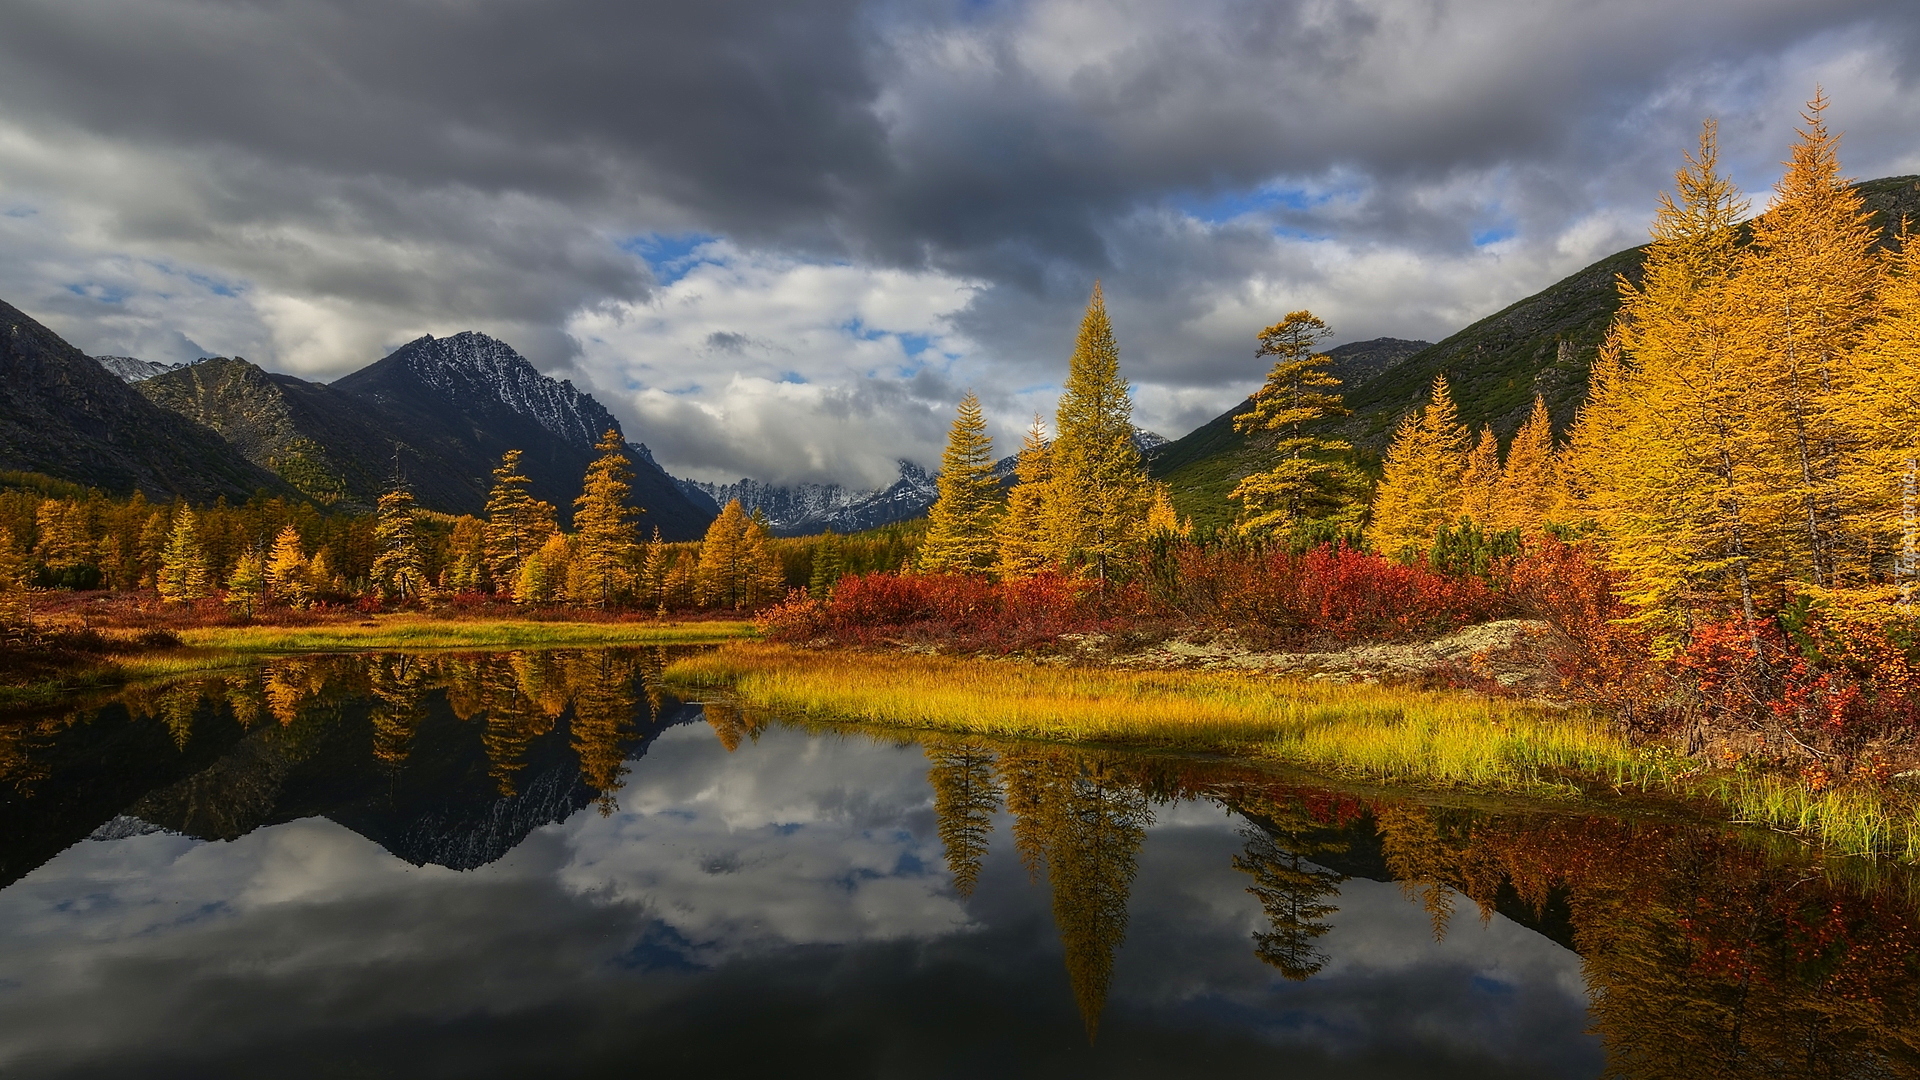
[2,0,1918,476]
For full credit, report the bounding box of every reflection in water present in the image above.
[2,655,1919,1077]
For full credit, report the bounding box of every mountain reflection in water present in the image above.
[0,648,1915,1079]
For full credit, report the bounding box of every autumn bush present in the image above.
[756,570,1104,650]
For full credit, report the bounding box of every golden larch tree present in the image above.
[1493,394,1562,533]
[1837,229,1920,603]
[919,391,1001,574]
[484,449,558,598]
[1458,428,1501,526]
[371,488,430,601]
[1046,283,1150,582]
[568,429,641,608]
[1738,90,1882,587]
[995,415,1054,578]
[266,524,312,608]
[157,509,212,603]
[1366,375,1469,559]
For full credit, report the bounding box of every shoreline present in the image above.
[663,639,1920,861]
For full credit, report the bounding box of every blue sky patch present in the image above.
[625,232,721,286]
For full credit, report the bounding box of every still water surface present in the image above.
[1,648,1915,1078]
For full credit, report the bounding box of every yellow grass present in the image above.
[180,617,755,653]
[664,642,1633,791]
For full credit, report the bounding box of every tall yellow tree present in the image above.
[696,499,778,609]
[1366,375,1469,559]
[1572,121,1785,625]
[1047,283,1150,582]
[919,391,1001,574]
[1738,90,1882,587]
[484,449,558,597]
[1229,311,1358,532]
[1492,394,1561,533]
[371,487,430,601]
[157,509,212,603]
[1458,428,1501,525]
[266,524,312,608]
[996,416,1054,578]
[568,429,641,608]
[1837,231,1920,604]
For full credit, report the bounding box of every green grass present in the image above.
[666,642,1920,859]
[181,616,755,653]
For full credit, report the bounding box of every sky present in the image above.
[2,0,1918,487]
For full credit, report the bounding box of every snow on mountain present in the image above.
[94,355,191,382]
[679,461,938,537]
[389,331,616,450]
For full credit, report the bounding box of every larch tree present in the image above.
[484,450,558,597]
[696,499,751,609]
[371,487,430,601]
[266,524,313,608]
[1493,395,1562,533]
[740,513,785,608]
[1229,311,1357,532]
[1574,121,1785,625]
[569,429,641,608]
[1047,283,1150,582]
[1738,90,1882,587]
[1458,429,1502,526]
[157,509,212,604]
[1366,376,1469,559]
[1837,230,1920,604]
[640,527,670,612]
[516,533,571,604]
[444,516,490,593]
[226,550,267,616]
[1144,483,1190,538]
[996,416,1054,578]
[0,529,31,638]
[919,392,1002,574]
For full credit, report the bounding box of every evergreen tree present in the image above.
[1739,91,1882,587]
[569,429,640,608]
[1047,283,1150,582]
[1493,395,1562,534]
[996,416,1054,578]
[696,499,751,608]
[1367,375,1470,559]
[371,488,430,601]
[808,531,845,599]
[1229,311,1358,532]
[226,549,267,615]
[484,449,558,597]
[157,509,212,603]
[266,524,313,608]
[919,392,1001,573]
[1459,428,1501,525]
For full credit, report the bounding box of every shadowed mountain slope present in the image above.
[0,300,281,501]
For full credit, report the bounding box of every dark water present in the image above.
[1,649,1916,1079]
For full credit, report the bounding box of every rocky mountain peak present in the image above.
[387,332,618,450]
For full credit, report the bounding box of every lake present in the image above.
[1,647,1915,1078]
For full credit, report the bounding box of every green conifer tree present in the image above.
[919,391,1001,573]
[809,531,845,599]
[1229,311,1359,532]
[226,549,267,616]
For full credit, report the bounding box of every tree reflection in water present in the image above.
[8,665,1920,1076]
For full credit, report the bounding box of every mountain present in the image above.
[144,332,717,538]
[680,461,938,536]
[0,299,283,501]
[138,356,444,511]
[94,355,190,382]
[1154,175,1920,527]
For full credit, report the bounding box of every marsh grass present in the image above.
[666,642,1920,859]
[181,617,754,653]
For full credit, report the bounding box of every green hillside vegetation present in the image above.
[1153,175,1920,530]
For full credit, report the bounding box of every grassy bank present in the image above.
[664,642,1920,859]
[180,616,755,653]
